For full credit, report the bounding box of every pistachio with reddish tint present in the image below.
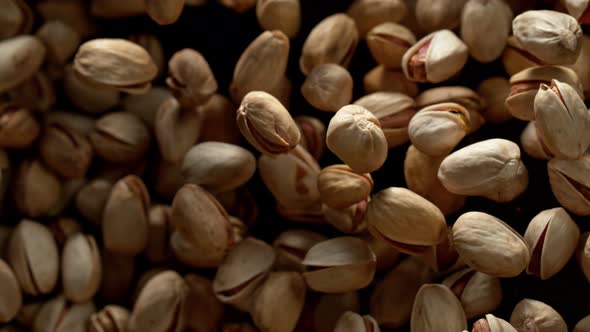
[472,314,517,332]
[62,234,102,303]
[155,96,202,163]
[402,30,468,83]
[102,175,150,256]
[443,268,502,319]
[363,66,419,97]
[301,64,353,112]
[366,22,415,69]
[333,311,381,332]
[213,238,276,312]
[295,115,326,160]
[318,165,373,209]
[366,187,447,255]
[524,207,580,280]
[322,200,368,234]
[419,227,463,273]
[184,274,224,332]
[166,48,217,108]
[411,284,468,332]
[302,237,376,293]
[273,230,327,272]
[39,124,93,179]
[89,112,151,163]
[547,154,590,216]
[510,299,567,332]
[0,103,40,148]
[354,92,417,148]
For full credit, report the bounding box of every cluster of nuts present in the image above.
[1,0,590,332]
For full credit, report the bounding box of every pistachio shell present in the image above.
[166,48,217,108]
[473,314,517,332]
[33,295,96,332]
[273,229,327,272]
[62,234,102,303]
[0,35,46,94]
[574,315,590,332]
[317,165,373,209]
[89,305,130,332]
[301,64,353,112]
[256,0,301,38]
[366,22,416,69]
[155,96,202,163]
[520,121,552,160]
[510,299,567,332]
[334,311,381,332]
[548,154,590,215]
[442,268,502,319]
[410,284,468,332]
[363,66,419,97]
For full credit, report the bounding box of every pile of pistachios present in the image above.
[2,0,590,331]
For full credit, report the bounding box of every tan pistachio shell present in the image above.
[89,305,130,332]
[442,268,503,319]
[366,22,416,69]
[410,284,468,332]
[317,164,373,209]
[0,35,46,94]
[256,0,301,38]
[548,154,590,215]
[62,234,102,303]
[273,229,327,272]
[510,298,567,332]
[333,311,381,332]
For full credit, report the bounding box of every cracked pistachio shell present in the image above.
[318,164,373,209]
[184,274,224,332]
[63,65,120,115]
[40,124,93,179]
[513,10,582,65]
[231,30,289,103]
[402,29,468,83]
[171,184,234,267]
[251,272,306,332]
[0,35,46,94]
[477,77,513,124]
[14,159,62,218]
[347,0,407,37]
[575,315,590,332]
[33,295,96,332]
[74,38,158,94]
[166,48,217,108]
[145,0,184,25]
[534,80,590,160]
[363,66,419,97]
[62,234,101,303]
[367,22,416,69]
[256,0,301,38]
[404,145,466,216]
[90,112,151,163]
[89,305,130,332]
[0,0,33,39]
[327,105,388,173]
[7,219,59,295]
[418,226,463,273]
[273,229,327,272]
[461,0,513,63]
[548,154,590,215]
[102,175,150,255]
[354,92,417,148]
[524,207,580,279]
[0,103,40,148]
[415,0,466,32]
[442,268,503,319]
[510,299,567,332]
[237,91,300,155]
[408,103,471,157]
[213,238,276,312]
[155,96,202,163]
[295,115,326,160]
[0,259,21,323]
[300,14,358,75]
[366,187,447,255]
[438,139,528,202]
[302,237,376,293]
[322,200,368,234]
[183,142,256,194]
[472,314,517,332]
[370,257,435,328]
[334,311,380,332]
[301,64,353,112]
[129,270,189,332]
[521,121,552,160]
[411,284,468,332]
[452,212,530,277]
[502,36,542,76]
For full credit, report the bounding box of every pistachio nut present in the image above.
[402,29,469,83]
[213,237,276,311]
[415,0,466,32]
[477,77,513,124]
[460,0,513,63]
[370,257,435,328]
[354,92,417,148]
[302,237,376,293]
[366,187,447,255]
[564,0,590,23]
[75,178,113,225]
[366,22,416,69]
[438,139,529,202]
[144,205,172,263]
[167,48,217,108]
[502,36,543,77]
[363,66,419,97]
[39,124,93,179]
[90,0,146,18]
[513,10,582,65]
[237,91,300,155]
[74,38,158,94]
[128,33,166,78]
[521,121,553,160]
[273,229,327,272]
[322,200,368,234]
[408,102,471,157]
[317,165,373,209]
[184,274,224,332]
[575,315,590,332]
[231,30,289,103]
[472,314,518,332]
[362,232,401,272]
[301,64,353,112]
[326,105,388,173]
[0,103,40,148]
[14,159,62,218]
[0,35,46,94]
[524,207,580,279]
[0,0,33,39]
[0,259,21,323]
[36,20,80,69]
[89,112,151,163]
[32,295,96,332]
[155,96,202,162]
[9,71,56,112]
[63,65,120,115]
[98,250,135,304]
[547,154,590,215]
[89,305,130,332]
[452,212,530,277]
[129,270,189,332]
[419,226,463,273]
[510,298,567,332]
[411,284,468,332]
[183,141,256,194]
[295,115,326,160]
[333,311,380,332]
[171,184,234,267]
[300,13,358,75]
[251,272,306,332]
[256,0,301,38]
[443,268,503,319]
[145,0,184,25]
[153,158,184,200]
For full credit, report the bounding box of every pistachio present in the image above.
[145,0,184,25]
[0,103,40,148]
[213,237,276,311]
[322,200,369,234]
[438,139,529,202]
[317,165,373,209]
[128,34,166,78]
[49,179,86,218]
[452,212,530,277]
[8,71,55,113]
[121,87,171,129]
[15,300,42,329]
[575,315,590,332]
[36,0,95,38]
[75,178,113,225]
[256,0,301,38]
[89,305,130,332]
[62,234,101,303]
[502,36,543,77]
[0,35,46,94]
[366,22,416,69]
[155,96,202,162]
[408,102,471,157]
[415,0,466,32]
[513,10,582,65]
[98,250,135,304]
[0,0,33,39]
[419,226,463,273]
[411,284,468,332]
[370,257,435,328]
[366,187,447,255]
[273,229,327,272]
[577,232,590,282]
[327,105,388,173]
[167,48,217,108]
[510,299,567,332]
[295,115,326,160]
[564,0,590,23]
[39,124,93,179]
[32,295,96,332]
[36,20,81,71]
[300,13,358,75]
[354,92,417,148]
[443,268,503,319]
[63,65,120,115]
[183,142,256,194]
[184,274,225,332]
[0,259,21,323]
[363,66,419,97]
[347,0,407,37]
[334,311,380,332]
[547,154,590,215]
[521,121,553,160]
[472,314,517,332]
[477,77,513,124]
[14,159,62,218]
[402,30,469,83]
[90,112,151,163]
[301,64,353,112]
[302,237,376,293]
